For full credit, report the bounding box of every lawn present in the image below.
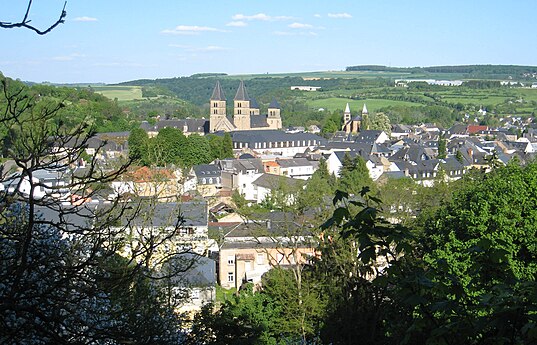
[93,86,144,101]
[307,97,424,112]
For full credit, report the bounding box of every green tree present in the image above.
[369,112,391,135]
[222,132,234,159]
[181,134,212,168]
[153,127,187,166]
[128,127,149,163]
[338,153,374,196]
[437,134,447,159]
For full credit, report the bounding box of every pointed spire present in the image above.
[249,97,260,109]
[344,103,351,114]
[234,80,249,101]
[362,103,368,114]
[268,97,280,109]
[210,81,226,101]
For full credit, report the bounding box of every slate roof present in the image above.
[166,253,216,287]
[140,119,209,134]
[252,173,305,190]
[210,81,226,101]
[268,98,281,109]
[234,80,249,101]
[276,158,314,168]
[122,201,208,228]
[193,164,221,178]
[354,130,384,144]
[230,130,325,146]
[249,97,260,109]
[250,115,269,128]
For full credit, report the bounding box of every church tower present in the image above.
[351,103,367,133]
[233,81,251,130]
[209,81,227,133]
[267,98,282,130]
[342,103,352,133]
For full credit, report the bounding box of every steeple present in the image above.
[234,80,249,101]
[268,98,280,109]
[343,102,351,124]
[211,80,226,101]
[362,103,368,115]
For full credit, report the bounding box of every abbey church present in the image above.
[209,81,282,133]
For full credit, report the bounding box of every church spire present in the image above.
[210,81,226,101]
[234,80,249,101]
[362,103,368,114]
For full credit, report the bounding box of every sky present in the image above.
[0,0,535,84]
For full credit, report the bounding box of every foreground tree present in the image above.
[0,76,186,343]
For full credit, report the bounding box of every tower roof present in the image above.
[210,81,226,101]
[268,97,280,109]
[234,80,250,101]
[362,103,368,114]
[249,97,260,109]
[344,103,351,114]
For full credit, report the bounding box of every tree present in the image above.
[437,134,447,159]
[128,127,149,163]
[0,76,189,344]
[338,153,374,196]
[369,112,391,135]
[222,132,234,159]
[402,163,537,344]
[0,0,67,35]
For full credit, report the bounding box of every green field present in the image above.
[93,86,144,101]
[307,97,424,112]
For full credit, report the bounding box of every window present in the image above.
[257,253,264,264]
[191,289,200,299]
[201,178,206,184]
[228,272,234,282]
[209,177,213,184]
[227,255,235,266]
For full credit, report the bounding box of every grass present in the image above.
[93,86,144,101]
[307,97,424,112]
[216,285,236,303]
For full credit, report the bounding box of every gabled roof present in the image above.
[210,81,226,101]
[250,115,269,128]
[123,201,208,228]
[252,173,305,190]
[249,97,260,109]
[354,130,384,144]
[276,158,314,168]
[268,97,281,109]
[234,80,249,101]
[193,164,221,178]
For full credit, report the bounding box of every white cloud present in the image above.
[273,31,317,36]
[73,16,98,22]
[288,22,313,29]
[161,25,225,35]
[314,14,322,18]
[52,53,85,61]
[328,13,352,18]
[232,13,293,21]
[168,44,228,53]
[226,21,248,27]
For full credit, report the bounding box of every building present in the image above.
[342,103,367,134]
[229,130,325,157]
[210,81,282,132]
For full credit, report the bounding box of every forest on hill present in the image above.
[346,64,537,80]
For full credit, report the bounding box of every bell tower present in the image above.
[209,81,227,133]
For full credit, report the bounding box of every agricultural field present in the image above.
[306,97,423,112]
[93,86,144,101]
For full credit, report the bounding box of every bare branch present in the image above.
[0,0,67,35]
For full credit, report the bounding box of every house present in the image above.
[219,158,264,200]
[274,158,315,180]
[325,151,379,179]
[251,173,305,204]
[391,124,412,139]
[192,164,222,196]
[140,118,209,137]
[165,253,216,314]
[2,168,70,201]
[354,130,390,144]
[216,213,316,290]
[229,130,325,157]
[111,167,190,201]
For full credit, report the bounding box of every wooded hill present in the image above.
[346,64,537,79]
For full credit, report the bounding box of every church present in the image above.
[209,81,283,133]
[342,103,367,134]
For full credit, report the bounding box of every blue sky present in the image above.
[0,0,535,84]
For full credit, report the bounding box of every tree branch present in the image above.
[0,0,67,35]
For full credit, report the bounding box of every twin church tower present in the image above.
[209,81,282,133]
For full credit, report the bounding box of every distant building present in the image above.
[210,81,283,132]
[290,86,322,91]
[342,103,366,134]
